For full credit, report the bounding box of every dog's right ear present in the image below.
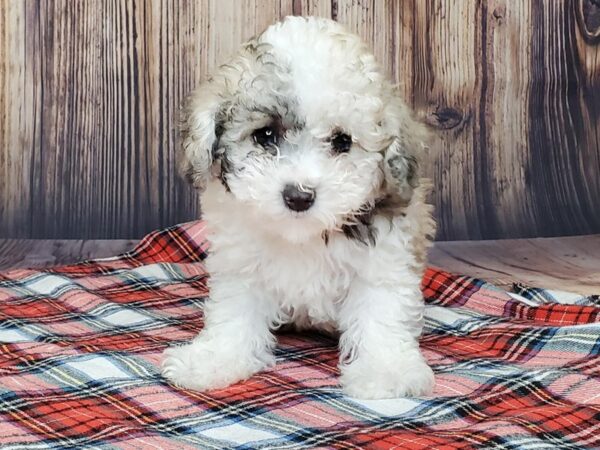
[179,79,228,191]
[381,93,432,203]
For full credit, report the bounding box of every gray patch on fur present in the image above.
[387,154,418,187]
[386,153,419,201]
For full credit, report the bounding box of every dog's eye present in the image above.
[253,126,277,147]
[331,132,352,153]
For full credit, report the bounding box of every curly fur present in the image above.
[162,16,436,399]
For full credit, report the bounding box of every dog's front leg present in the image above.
[337,278,434,399]
[162,277,275,391]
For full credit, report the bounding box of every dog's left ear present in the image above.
[382,94,431,202]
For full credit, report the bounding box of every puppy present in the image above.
[162,16,435,399]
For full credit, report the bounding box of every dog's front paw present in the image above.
[162,341,273,391]
[161,345,203,389]
[340,354,434,399]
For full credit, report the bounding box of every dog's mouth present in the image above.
[288,210,310,218]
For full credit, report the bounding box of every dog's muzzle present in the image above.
[282,184,316,212]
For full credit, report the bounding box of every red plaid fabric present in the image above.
[1,221,599,449]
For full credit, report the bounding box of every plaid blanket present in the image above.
[1,221,599,449]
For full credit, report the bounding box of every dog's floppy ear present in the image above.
[179,78,229,191]
[382,94,431,202]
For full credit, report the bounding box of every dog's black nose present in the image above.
[282,184,316,212]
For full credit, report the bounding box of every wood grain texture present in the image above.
[0,238,137,271]
[1,0,208,239]
[429,234,600,296]
[527,0,600,238]
[1,0,599,240]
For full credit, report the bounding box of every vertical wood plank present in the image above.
[373,0,416,101]
[414,1,485,239]
[574,0,600,223]
[0,1,39,238]
[527,0,600,237]
[478,0,535,237]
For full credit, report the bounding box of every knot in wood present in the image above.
[429,107,464,130]
[577,0,600,44]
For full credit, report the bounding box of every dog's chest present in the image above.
[251,236,358,321]
[207,219,367,325]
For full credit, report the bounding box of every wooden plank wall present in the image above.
[1,0,599,240]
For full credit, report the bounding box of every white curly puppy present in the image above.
[162,16,435,399]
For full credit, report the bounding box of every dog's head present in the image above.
[181,17,429,243]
